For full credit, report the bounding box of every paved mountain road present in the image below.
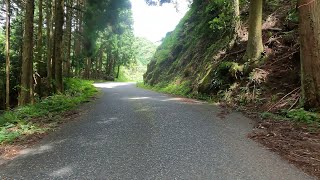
[0,82,313,179]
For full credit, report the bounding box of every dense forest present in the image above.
[0,0,157,110]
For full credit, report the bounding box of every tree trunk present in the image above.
[46,0,53,86]
[245,0,263,62]
[99,50,103,78]
[116,65,120,79]
[229,0,240,49]
[36,0,44,75]
[107,54,114,76]
[233,0,240,33]
[65,0,73,77]
[51,0,56,83]
[112,56,116,75]
[298,0,320,109]
[74,0,82,77]
[46,0,51,80]
[36,0,45,97]
[85,57,91,79]
[5,0,10,109]
[19,0,35,106]
[54,0,64,93]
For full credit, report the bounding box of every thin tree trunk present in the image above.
[5,0,11,109]
[54,0,64,93]
[105,52,110,76]
[74,0,82,77]
[99,50,103,79]
[19,0,35,106]
[51,0,56,82]
[233,0,240,33]
[46,0,53,85]
[298,0,320,109]
[65,0,73,77]
[229,0,240,48]
[116,65,120,79]
[36,0,44,75]
[107,54,113,76]
[245,0,263,62]
[112,56,116,75]
[36,0,44,97]
[85,57,91,79]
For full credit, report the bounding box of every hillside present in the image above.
[143,0,320,177]
[144,0,299,104]
[144,1,235,93]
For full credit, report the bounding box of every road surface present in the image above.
[0,82,313,179]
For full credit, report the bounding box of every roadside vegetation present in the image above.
[0,78,97,144]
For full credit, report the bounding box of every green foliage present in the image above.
[137,81,214,101]
[116,37,157,81]
[134,37,158,66]
[260,109,320,126]
[161,81,192,96]
[115,67,131,82]
[207,0,234,37]
[83,0,132,55]
[286,8,299,24]
[0,79,97,144]
[211,62,244,90]
[260,112,284,120]
[138,80,191,96]
[286,109,320,124]
[0,123,46,144]
[144,0,234,93]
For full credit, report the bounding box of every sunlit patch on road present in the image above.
[161,97,205,105]
[94,82,134,89]
[128,97,151,100]
[97,117,122,124]
[49,165,74,177]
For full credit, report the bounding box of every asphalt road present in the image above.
[0,82,313,179]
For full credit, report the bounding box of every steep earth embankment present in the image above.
[144,1,235,94]
[144,0,300,106]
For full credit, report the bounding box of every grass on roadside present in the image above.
[138,82,320,126]
[136,81,214,101]
[261,108,320,127]
[0,78,97,144]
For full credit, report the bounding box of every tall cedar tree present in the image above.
[245,0,263,61]
[5,0,10,109]
[53,0,64,92]
[46,0,53,83]
[65,0,73,77]
[19,0,35,105]
[36,0,45,97]
[298,0,320,109]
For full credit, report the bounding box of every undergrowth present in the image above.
[0,78,97,144]
[261,109,320,126]
[137,81,213,101]
[139,80,320,127]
